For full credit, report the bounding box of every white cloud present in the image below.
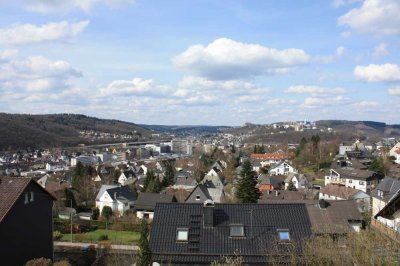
[172,38,310,80]
[0,21,89,45]
[336,46,346,56]
[341,31,352,38]
[301,96,350,109]
[286,85,346,95]
[338,0,400,35]
[354,63,400,82]
[351,101,380,108]
[388,86,400,95]
[15,0,135,14]
[331,0,362,8]
[0,50,82,105]
[372,43,389,57]
[98,78,172,97]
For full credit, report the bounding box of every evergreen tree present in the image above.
[287,180,297,191]
[91,207,100,220]
[235,160,261,203]
[136,219,151,266]
[162,164,175,187]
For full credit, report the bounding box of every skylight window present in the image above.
[278,230,290,241]
[230,225,244,237]
[176,228,188,242]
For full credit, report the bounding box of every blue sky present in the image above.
[0,0,399,126]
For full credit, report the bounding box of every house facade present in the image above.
[0,177,56,266]
[269,161,297,176]
[325,168,379,193]
[95,185,137,216]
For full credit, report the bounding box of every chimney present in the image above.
[203,199,215,227]
[319,199,328,209]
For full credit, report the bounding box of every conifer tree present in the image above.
[136,219,151,266]
[235,160,261,203]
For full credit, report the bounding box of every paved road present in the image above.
[54,241,139,251]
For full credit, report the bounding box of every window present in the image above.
[176,228,189,242]
[278,230,290,241]
[230,225,244,237]
[24,193,29,204]
[359,181,365,185]
[378,190,383,197]
[195,195,201,201]
[349,180,352,183]
[30,192,34,202]
[143,213,150,219]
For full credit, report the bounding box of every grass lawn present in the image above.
[60,229,140,245]
[312,178,325,187]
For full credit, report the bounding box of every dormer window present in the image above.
[378,190,383,198]
[176,228,189,242]
[278,229,290,241]
[30,192,34,202]
[230,225,244,237]
[196,195,201,201]
[24,193,29,204]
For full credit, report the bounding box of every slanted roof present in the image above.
[0,177,56,222]
[135,192,175,211]
[319,184,360,200]
[370,176,400,202]
[335,168,376,181]
[375,190,400,219]
[150,203,312,265]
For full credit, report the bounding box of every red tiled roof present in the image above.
[0,177,31,222]
[250,153,294,160]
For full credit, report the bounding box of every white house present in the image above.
[269,161,297,176]
[118,170,136,186]
[284,173,311,190]
[389,143,400,164]
[95,185,137,216]
[71,155,98,167]
[372,177,400,232]
[325,168,379,193]
[46,162,69,172]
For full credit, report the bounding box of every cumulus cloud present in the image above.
[0,50,82,104]
[301,96,350,109]
[314,46,346,64]
[372,43,389,57]
[338,0,400,35]
[354,63,400,82]
[388,87,400,95]
[332,0,362,8]
[286,85,346,96]
[98,78,172,97]
[12,0,135,14]
[172,38,310,80]
[0,21,89,45]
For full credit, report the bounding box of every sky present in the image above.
[0,0,399,126]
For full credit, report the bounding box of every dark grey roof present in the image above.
[185,184,212,203]
[106,186,137,202]
[371,176,400,202]
[375,189,400,219]
[150,203,312,264]
[135,192,175,211]
[334,168,377,181]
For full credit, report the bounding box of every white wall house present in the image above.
[389,143,400,164]
[269,161,297,176]
[325,168,378,193]
[95,185,136,217]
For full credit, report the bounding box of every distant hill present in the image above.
[225,120,400,144]
[0,113,152,150]
[139,124,232,136]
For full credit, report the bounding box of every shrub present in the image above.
[98,234,109,241]
[24,258,52,266]
[53,230,63,241]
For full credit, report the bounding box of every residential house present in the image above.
[185,183,224,203]
[149,201,312,265]
[284,173,311,190]
[118,170,136,185]
[46,162,69,172]
[319,184,370,212]
[95,185,137,216]
[250,152,294,166]
[202,169,224,191]
[134,192,175,220]
[374,188,400,232]
[325,168,380,193]
[371,177,400,231]
[269,161,297,176]
[257,174,285,191]
[0,177,56,266]
[389,143,400,164]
